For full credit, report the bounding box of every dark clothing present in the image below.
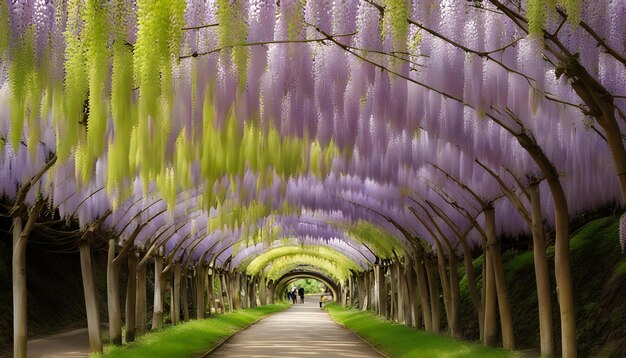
[298,288,305,303]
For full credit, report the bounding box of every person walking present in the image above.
[291,288,297,304]
[319,295,325,309]
[298,287,305,304]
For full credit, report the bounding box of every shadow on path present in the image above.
[209,298,383,358]
[0,328,89,358]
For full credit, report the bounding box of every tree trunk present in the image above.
[483,247,498,347]
[372,266,379,314]
[248,277,256,308]
[172,262,181,325]
[459,236,484,340]
[447,250,462,338]
[414,256,432,331]
[433,242,453,334]
[530,182,555,356]
[107,239,122,345]
[79,239,102,354]
[259,276,267,306]
[208,271,215,316]
[222,273,233,312]
[12,200,45,358]
[135,262,147,337]
[376,265,387,318]
[152,256,164,330]
[197,265,206,319]
[390,267,400,319]
[485,208,515,349]
[231,274,240,310]
[125,253,138,343]
[404,258,417,328]
[268,281,275,305]
[357,273,364,310]
[12,215,26,358]
[425,258,440,333]
[548,179,576,358]
[182,267,189,321]
[345,276,350,306]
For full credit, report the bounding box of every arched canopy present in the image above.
[273,269,341,302]
[0,1,623,287]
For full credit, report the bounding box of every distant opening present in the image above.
[289,278,326,295]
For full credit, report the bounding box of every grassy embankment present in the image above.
[328,215,626,357]
[92,304,288,358]
[326,303,521,357]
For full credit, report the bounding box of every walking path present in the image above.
[2,299,382,358]
[0,328,90,358]
[209,298,383,358]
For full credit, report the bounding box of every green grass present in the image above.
[92,304,288,358]
[326,303,521,358]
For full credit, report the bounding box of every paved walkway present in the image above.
[209,298,383,358]
[0,328,90,358]
[1,300,382,358]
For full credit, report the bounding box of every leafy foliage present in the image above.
[62,0,87,160]
[348,221,404,259]
[245,245,362,277]
[383,0,408,50]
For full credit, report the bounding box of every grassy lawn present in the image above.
[93,304,288,358]
[326,303,522,358]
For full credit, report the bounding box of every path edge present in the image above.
[324,307,391,358]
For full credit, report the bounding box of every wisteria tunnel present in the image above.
[1,0,625,357]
